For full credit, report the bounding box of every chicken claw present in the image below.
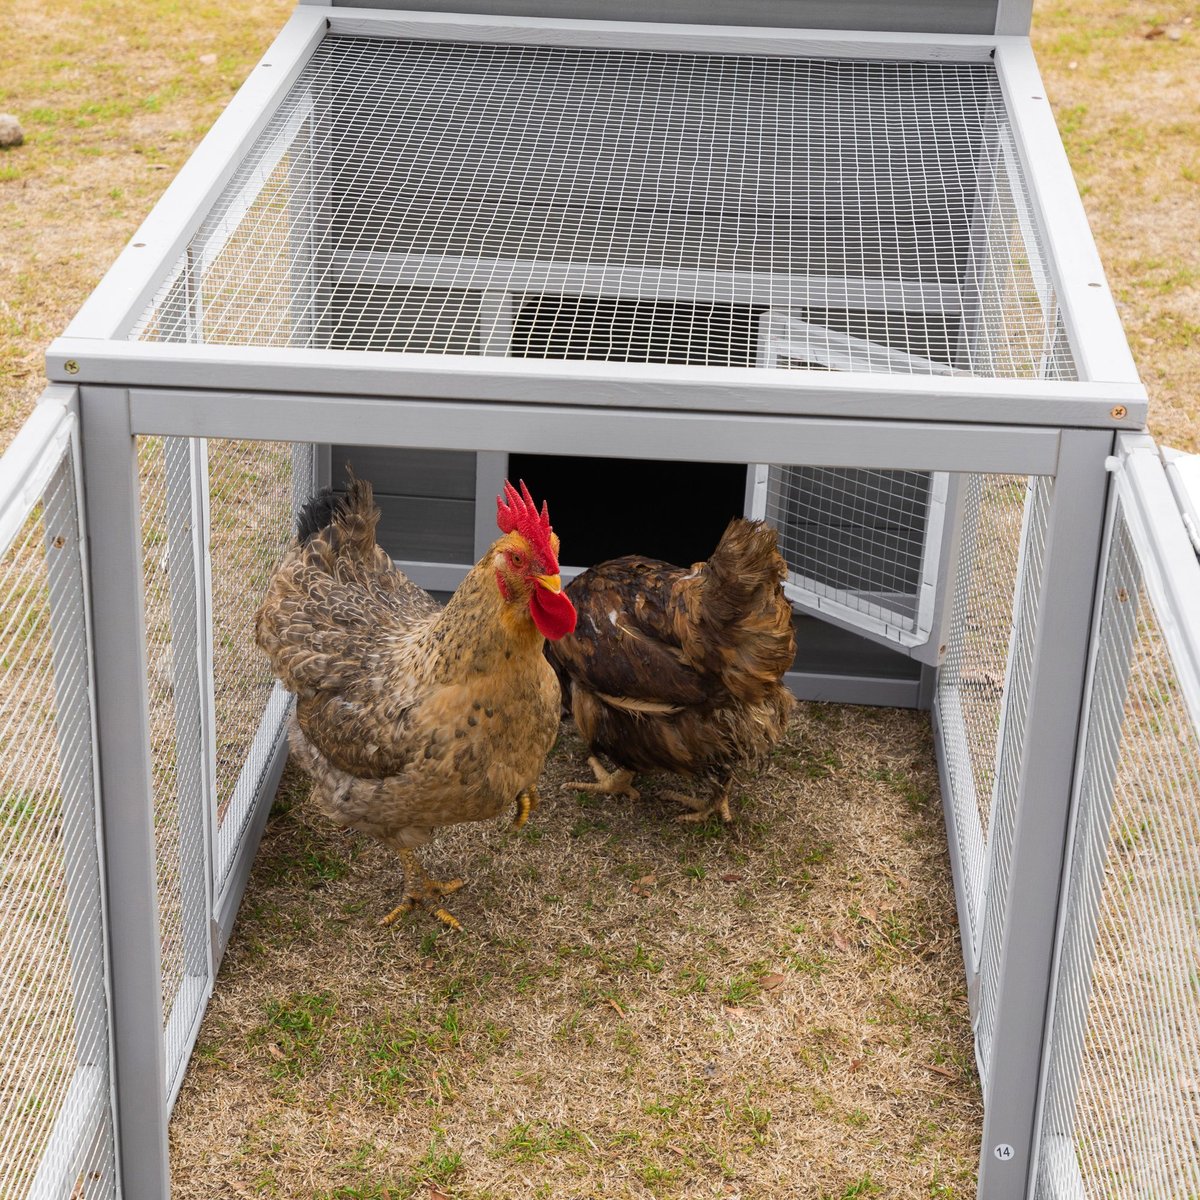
[661,778,734,824]
[511,786,540,830]
[379,848,465,930]
[569,756,640,801]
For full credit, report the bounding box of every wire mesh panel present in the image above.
[934,474,1046,1028]
[137,435,309,1091]
[138,436,211,1094]
[957,124,1066,379]
[973,476,1053,1073]
[206,439,311,892]
[764,466,938,639]
[0,402,116,1198]
[133,34,1074,382]
[1035,459,1200,1199]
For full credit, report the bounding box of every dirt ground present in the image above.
[170,708,981,1200]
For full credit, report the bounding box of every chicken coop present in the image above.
[4,0,1200,1196]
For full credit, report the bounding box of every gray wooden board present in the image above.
[334,491,475,562]
[793,611,922,680]
[123,389,1069,474]
[56,345,1148,428]
[331,446,476,498]
[316,0,1003,36]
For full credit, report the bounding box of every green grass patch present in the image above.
[257,991,337,1075]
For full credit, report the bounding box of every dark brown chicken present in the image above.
[255,478,576,928]
[547,518,796,822]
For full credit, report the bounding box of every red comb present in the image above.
[496,479,559,572]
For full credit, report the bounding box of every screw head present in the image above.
[1110,405,1127,421]
[64,359,80,375]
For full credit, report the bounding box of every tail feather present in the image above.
[296,476,380,565]
[700,519,787,627]
[681,518,796,704]
[296,488,340,544]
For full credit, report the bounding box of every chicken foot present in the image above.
[511,786,540,830]
[378,848,464,931]
[569,756,640,802]
[660,776,734,824]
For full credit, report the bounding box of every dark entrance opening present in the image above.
[507,454,749,570]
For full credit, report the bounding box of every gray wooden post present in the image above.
[975,428,1114,1199]
[78,386,171,1198]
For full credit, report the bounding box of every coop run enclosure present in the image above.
[4,0,1200,1196]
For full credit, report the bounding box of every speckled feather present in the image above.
[547,518,796,782]
[255,480,561,851]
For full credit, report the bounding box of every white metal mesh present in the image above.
[0,430,116,1197]
[208,439,309,890]
[765,466,933,633]
[1036,505,1200,1199]
[958,124,1067,380]
[134,36,1074,381]
[138,436,308,1086]
[936,475,1038,975]
[138,436,210,1087]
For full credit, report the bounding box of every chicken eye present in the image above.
[509,550,526,570]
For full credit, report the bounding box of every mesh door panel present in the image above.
[138,437,210,1088]
[765,466,933,635]
[974,477,1053,1072]
[935,475,1037,980]
[133,36,1075,382]
[208,439,310,891]
[0,429,116,1197]
[138,436,309,1083]
[1036,507,1200,1199]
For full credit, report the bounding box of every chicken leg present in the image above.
[568,756,640,802]
[378,848,464,930]
[511,786,540,830]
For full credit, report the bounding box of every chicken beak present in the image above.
[535,573,562,593]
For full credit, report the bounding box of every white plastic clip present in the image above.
[1104,456,1123,474]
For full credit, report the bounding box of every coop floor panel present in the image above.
[135,34,1074,381]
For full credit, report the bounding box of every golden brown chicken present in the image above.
[255,478,576,928]
[546,518,796,823]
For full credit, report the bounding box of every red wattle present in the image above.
[530,586,576,640]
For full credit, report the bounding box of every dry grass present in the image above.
[170,708,981,1200]
[0,0,292,442]
[1033,0,1200,451]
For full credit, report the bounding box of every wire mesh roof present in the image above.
[135,34,1075,381]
